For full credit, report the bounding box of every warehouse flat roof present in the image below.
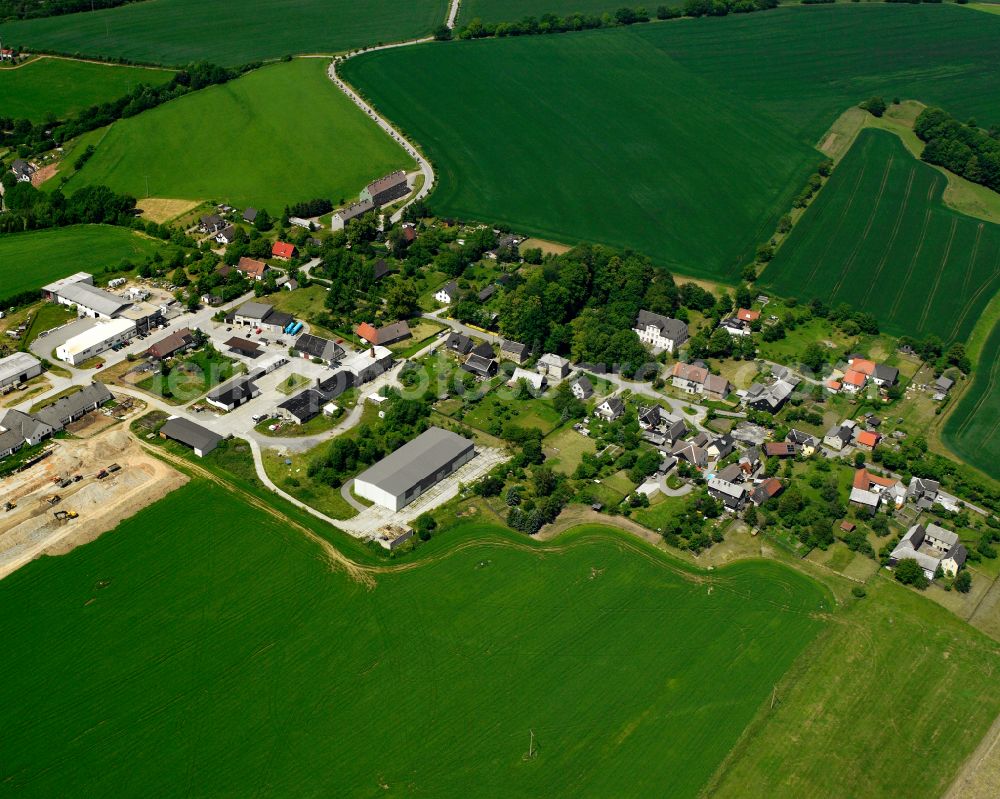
[355,426,473,497]
[57,318,135,357]
[56,282,130,317]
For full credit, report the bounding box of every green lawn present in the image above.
[0,478,832,797]
[762,130,1000,342]
[709,576,1000,799]
[20,302,77,348]
[943,318,1000,476]
[342,4,1000,280]
[463,392,563,437]
[0,57,172,122]
[0,225,164,302]
[0,0,448,67]
[136,348,238,403]
[543,424,596,475]
[63,59,413,210]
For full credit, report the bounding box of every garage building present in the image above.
[353,426,474,511]
[159,416,223,457]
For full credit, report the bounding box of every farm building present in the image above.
[56,318,136,365]
[34,383,113,430]
[360,171,410,207]
[340,346,394,385]
[633,310,688,353]
[0,352,43,389]
[233,301,275,327]
[353,426,475,511]
[276,389,327,424]
[159,416,222,457]
[889,523,967,579]
[331,199,375,231]
[206,375,260,411]
[356,321,411,347]
[294,333,344,364]
[224,337,261,358]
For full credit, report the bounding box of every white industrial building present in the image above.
[353,427,475,511]
[42,272,129,319]
[56,318,136,365]
[0,352,43,389]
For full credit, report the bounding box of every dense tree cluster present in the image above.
[0,0,142,21]
[285,198,333,218]
[915,107,1000,194]
[0,179,138,233]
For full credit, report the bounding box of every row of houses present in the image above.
[0,383,113,459]
[827,355,899,394]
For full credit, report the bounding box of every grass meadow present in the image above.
[943,320,1000,476]
[63,59,412,211]
[0,224,164,299]
[0,57,172,122]
[0,0,447,67]
[0,479,830,797]
[762,129,1000,342]
[343,4,1000,281]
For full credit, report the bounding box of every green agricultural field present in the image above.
[0,479,832,797]
[709,576,1000,799]
[0,224,164,300]
[0,57,172,122]
[943,320,1000,476]
[342,5,1000,281]
[762,129,1000,342]
[63,59,413,211]
[0,0,447,67]
[460,0,650,23]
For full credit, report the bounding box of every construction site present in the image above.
[0,426,187,579]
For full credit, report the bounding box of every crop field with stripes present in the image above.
[943,320,1000,475]
[762,130,1000,342]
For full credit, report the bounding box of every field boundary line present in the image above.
[962,223,985,301]
[917,215,957,333]
[800,159,869,288]
[829,152,894,297]
[859,165,914,308]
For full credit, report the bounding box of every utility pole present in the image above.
[523,729,537,760]
[770,685,778,710]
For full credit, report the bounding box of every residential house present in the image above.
[872,364,899,388]
[236,256,268,281]
[499,339,527,364]
[823,423,854,452]
[595,397,624,422]
[850,468,904,512]
[199,214,225,234]
[703,374,732,402]
[471,341,494,359]
[739,447,761,477]
[826,379,843,394]
[745,377,798,413]
[272,241,296,260]
[435,281,459,305]
[671,362,709,394]
[750,478,784,507]
[215,225,238,246]
[633,310,689,353]
[538,353,570,381]
[571,376,593,400]
[719,317,751,337]
[707,434,736,462]
[510,367,545,392]
[477,285,496,302]
[786,429,819,457]
[855,430,881,451]
[360,171,409,206]
[907,476,941,510]
[146,327,195,360]
[0,409,55,458]
[34,383,113,430]
[934,376,954,395]
[356,321,411,347]
[461,353,497,379]
[445,331,473,355]
[243,207,258,224]
[331,199,375,231]
[372,258,393,281]
[11,159,36,183]
[708,478,748,511]
[841,369,868,394]
[716,463,744,483]
[294,333,344,364]
[672,434,708,468]
[736,308,760,323]
[889,523,967,579]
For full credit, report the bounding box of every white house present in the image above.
[571,375,593,400]
[595,397,624,421]
[537,353,570,381]
[510,367,545,392]
[435,280,459,304]
[633,310,689,353]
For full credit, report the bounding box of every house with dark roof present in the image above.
[707,434,735,461]
[572,376,593,400]
[672,435,708,468]
[277,389,327,424]
[294,333,344,364]
[470,341,494,359]
[372,258,393,281]
[316,370,354,400]
[786,429,819,456]
[595,397,624,421]
[0,409,55,458]
[823,423,854,452]
[243,207,258,223]
[708,478,748,511]
[215,225,238,246]
[445,331,473,355]
[890,522,967,579]
[199,214,225,233]
[745,378,797,413]
[477,285,496,302]
[435,281,459,304]
[146,328,196,360]
[11,158,36,182]
[907,476,941,509]
[34,383,113,430]
[872,364,899,388]
[332,198,375,231]
[159,416,222,457]
[499,339,527,364]
[633,310,689,353]
[360,171,410,207]
[206,375,260,411]
[461,353,497,379]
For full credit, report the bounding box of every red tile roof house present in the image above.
[736,308,760,323]
[355,321,412,347]
[236,256,268,281]
[763,442,796,458]
[841,369,868,394]
[272,241,297,260]
[855,430,881,451]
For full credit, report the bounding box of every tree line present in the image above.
[914,107,1000,194]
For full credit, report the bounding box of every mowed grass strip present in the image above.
[0,0,448,67]
[762,129,1000,342]
[708,576,1000,799]
[343,5,1000,281]
[343,29,818,279]
[0,57,173,122]
[64,59,413,211]
[0,224,164,298]
[943,319,1000,475]
[0,479,829,798]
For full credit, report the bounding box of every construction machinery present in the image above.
[107,463,121,473]
[44,494,61,505]
[3,501,15,512]
[53,510,78,521]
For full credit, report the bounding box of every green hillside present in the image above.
[0,225,164,300]
[63,59,413,211]
[762,129,1000,342]
[0,57,172,122]
[342,5,1000,281]
[0,0,448,67]
[0,479,828,797]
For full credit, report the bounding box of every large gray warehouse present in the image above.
[353,427,474,511]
